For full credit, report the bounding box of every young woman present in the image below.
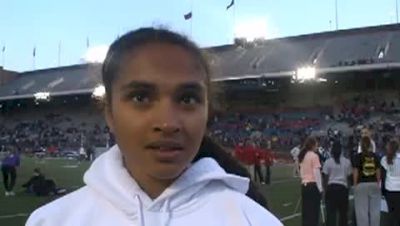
[322,141,352,226]
[299,137,322,226]
[381,139,400,226]
[26,28,282,226]
[1,146,20,196]
[353,136,381,226]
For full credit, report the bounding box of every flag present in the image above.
[33,47,36,57]
[1,46,4,53]
[184,12,192,20]
[226,0,234,10]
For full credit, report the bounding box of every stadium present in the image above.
[1,23,400,226]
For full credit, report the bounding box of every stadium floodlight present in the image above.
[34,92,50,101]
[92,84,106,99]
[296,66,316,82]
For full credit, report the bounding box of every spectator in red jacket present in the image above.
[263,149,274,185]
[254,146,264,183]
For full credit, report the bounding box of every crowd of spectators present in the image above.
[1,93,400,162]
[0,113,114,156]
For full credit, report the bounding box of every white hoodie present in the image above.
[26,145,282,226]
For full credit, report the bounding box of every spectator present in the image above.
[380,139,400,226]
[1,146,20,196]
[253,144,264,183]
[22,168,66,196]
[79,146,86,162]
[291,144,301,177]
[353,136,381,226]
[322,141,352,226]
[299,137,322,226]
[263,149,274,185]
[357,128,376,153]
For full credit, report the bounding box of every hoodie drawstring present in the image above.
[134,195,145,226]
[134,195,172,226]
[161,199,171,226]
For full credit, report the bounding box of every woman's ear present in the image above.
[104,102,115,134]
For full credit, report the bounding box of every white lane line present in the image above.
[0,213,29,219]
[280,213,301,222]
[283,202,292,207]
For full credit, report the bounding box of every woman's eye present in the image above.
[131,93,150,104]
[180,94,200,105]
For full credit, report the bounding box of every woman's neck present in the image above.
[134,172,175,199]
[123,160,175,199]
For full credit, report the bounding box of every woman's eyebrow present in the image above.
[121,81,156,91]
[177,82,206,92]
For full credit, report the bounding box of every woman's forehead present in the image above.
[119,43,205,79]
[119,78,207,94]
[111,43,207,90]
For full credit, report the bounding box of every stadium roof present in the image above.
[1,23,400,100]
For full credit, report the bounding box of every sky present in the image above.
[0,0,398,72]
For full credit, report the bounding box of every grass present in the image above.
[0,156,89,226]
[0,156,388,226]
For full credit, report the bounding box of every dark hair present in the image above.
[102,27,210,105]
[360,136,371,154]
[298,137,317,163]
[101,27,267,209]
[331,141,342,164]
[387,139,399,165]
[195,136,268,209]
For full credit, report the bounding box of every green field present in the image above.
[0,156,389,226]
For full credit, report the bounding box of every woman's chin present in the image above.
[151,164,188,180]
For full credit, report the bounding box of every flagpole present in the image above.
[32,47,36,70]
[335,0,339,30]
[1,47,4,68]
[396,0,399,23]
[190,0,193,38]
[86,37,90,49]
[58,41,61,67]
[233,1,236,40]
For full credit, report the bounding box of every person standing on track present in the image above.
[1,146,20,196]
[322,141,352,226]
[353,136,381,226]
[381,139,400,226]
[263,148,273,185]
[291,144,301,177]
[299,137,323,226]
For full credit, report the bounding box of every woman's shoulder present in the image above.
[305,151,319,159]
[204,182,282,226]
[26,186,95,225]
[232,191,282,226]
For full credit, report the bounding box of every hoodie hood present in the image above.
[83,145,250,225]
